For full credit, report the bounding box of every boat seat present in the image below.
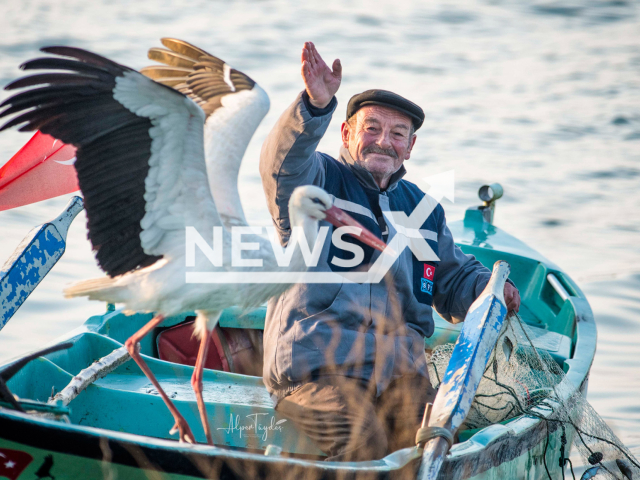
[156,320,263,376]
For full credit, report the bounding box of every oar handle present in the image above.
[51,195,84,237]
[481,260,510,306]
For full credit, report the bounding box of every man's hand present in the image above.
[504,283,520,313]
[301,42,342,109]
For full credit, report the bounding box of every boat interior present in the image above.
[5,214,595,460]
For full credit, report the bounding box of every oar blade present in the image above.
[431,293,508,429]
[0,196,83,330]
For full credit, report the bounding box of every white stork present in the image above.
[0,42,386,445]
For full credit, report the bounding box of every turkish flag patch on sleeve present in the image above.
[423,263,435,281]
[0,448,34,480]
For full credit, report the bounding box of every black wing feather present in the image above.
[3,73,105,91]
[0,47,164,277]
[0,85,96,111]
[21,57,117,80]
[40,46,133,75]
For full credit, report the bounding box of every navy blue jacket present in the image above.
[259,92,492,402]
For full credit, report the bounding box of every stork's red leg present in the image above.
[191,327,213,445]
[125,314,195,444]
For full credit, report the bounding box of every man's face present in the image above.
[341,105,417,186]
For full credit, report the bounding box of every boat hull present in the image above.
[0,376,587,480]
[0,214,597,479]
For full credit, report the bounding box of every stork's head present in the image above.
[289,185,387,252]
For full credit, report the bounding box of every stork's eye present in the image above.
[311,197,327,208]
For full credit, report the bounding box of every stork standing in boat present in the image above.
[0,42,386,445]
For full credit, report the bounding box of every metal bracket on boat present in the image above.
[464,183,503,226]
[416,403,433,449]
[547,273,571,302]
[264,445,283,456]
[0,398,70,417]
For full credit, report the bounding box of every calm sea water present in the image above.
[0,0,638,464]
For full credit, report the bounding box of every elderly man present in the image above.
[259,42,520,461]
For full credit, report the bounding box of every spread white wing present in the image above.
[141,38,270,229]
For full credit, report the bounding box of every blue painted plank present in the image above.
[418,260,511,480]
[0,196,84,331]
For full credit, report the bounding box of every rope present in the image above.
[415,426,454,448]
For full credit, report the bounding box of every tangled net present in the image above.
[427,313,639,480]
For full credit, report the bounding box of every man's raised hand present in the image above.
[301,42,341,109]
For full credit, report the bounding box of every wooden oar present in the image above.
[0,196,83,331]
[417,260,511,480]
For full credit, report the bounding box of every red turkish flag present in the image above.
[0,448,33,480]
[423,264,435,281]
[0,131,79,212]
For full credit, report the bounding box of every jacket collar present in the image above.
[338,146,406,193]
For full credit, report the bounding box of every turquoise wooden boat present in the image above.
[0,187,596,479]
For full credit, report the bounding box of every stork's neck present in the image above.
[288,209,320,271]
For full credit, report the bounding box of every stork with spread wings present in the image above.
[0,40,386,444]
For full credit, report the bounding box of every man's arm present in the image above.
[259,42,342,242]
[432,211,520,323]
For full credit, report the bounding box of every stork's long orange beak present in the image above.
[324,205,388,253]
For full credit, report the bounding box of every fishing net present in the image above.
[427,313,640,480]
